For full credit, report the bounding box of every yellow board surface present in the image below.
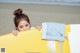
[0,25,70,53]
[63,24,70,53]
[0,29,47,53]
[55,24,70,53]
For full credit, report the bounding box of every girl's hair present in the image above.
[13,8,30,29]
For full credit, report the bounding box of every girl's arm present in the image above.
[11,26,42,36]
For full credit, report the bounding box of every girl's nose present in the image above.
[23,27,27,31]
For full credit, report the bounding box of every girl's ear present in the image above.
[14,27,17,30]
[15,28,17,30]
[30,25,31,28]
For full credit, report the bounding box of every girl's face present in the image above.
[17,20,30,31]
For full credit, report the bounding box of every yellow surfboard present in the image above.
[63,24,70,53]
[0,29,47,53]
[0,25,70,53]
[55,24,70,53]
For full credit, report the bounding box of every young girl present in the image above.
[11,8,68,40]
[12,8,41,36]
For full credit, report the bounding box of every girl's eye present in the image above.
[20,26,23,28]
[25,24,28,26]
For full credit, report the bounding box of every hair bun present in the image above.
[13,8,23,16]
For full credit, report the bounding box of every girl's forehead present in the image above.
[19,20,29,24]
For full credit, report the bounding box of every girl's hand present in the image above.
[11,30,19,36]
[35,26,42,31]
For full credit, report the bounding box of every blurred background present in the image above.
[0,0,80,35]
